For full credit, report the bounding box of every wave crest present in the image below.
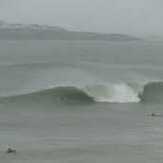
[1,81,163,104]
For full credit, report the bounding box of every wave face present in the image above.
[140,82,163,103]
[0,87,94,105]
[1,81,163,105]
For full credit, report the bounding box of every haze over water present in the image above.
[0,0,163,162]
[0,40,162,162]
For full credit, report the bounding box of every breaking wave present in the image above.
[1,81,163,104]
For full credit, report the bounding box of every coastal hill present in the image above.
[0,21,140,41]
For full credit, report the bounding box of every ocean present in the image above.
[0,40,163,162]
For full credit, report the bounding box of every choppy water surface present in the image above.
[0,40,163,162]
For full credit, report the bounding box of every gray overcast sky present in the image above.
[0,0,162,36]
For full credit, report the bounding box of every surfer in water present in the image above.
[6,148,16,154]
[148,113,162,117]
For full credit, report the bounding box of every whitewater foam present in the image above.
[83,83,140,103]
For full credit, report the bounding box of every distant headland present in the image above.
[0,21,141,41]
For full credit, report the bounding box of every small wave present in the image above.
[1,81,163,104]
